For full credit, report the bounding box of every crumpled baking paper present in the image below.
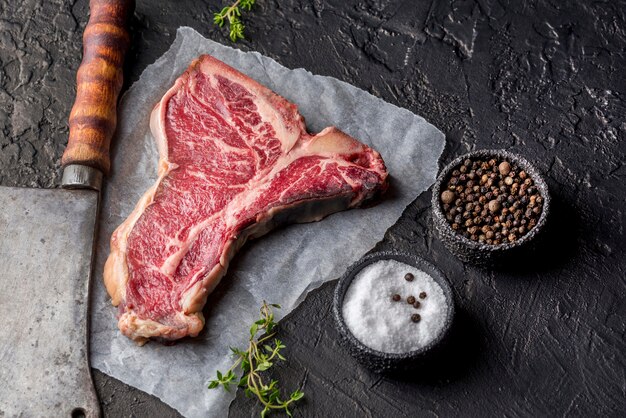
[91,26,444,417]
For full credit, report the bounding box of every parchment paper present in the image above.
[91,27,445,417]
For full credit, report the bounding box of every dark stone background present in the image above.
[1,0,625,416]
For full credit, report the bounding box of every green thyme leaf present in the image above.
[241,0,255,10]
[257,361,272,371]
[291,390,304,401]
[212,0,256,42]
[250,322,259,337]
[208,301,305,416]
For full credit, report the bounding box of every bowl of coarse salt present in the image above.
[333,251,455,373]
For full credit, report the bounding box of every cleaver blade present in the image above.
[0,186,100,417]
[0,0,134,416]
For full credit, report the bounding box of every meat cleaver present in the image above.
[0,1,133,416]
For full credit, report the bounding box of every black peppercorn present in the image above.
[392,294,401,302]
[404,273,414,282]
[441,190,455,204]
[441,157,543,245]
[419,291,427,299]
[488,200,501,213]
[407,296,416,304]
[411,314,421,323]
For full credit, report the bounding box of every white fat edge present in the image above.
[150,76,182,161]
[118,309,205,344]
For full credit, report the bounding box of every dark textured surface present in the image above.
[1,0,625,417]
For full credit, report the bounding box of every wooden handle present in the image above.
[61,0,134,175]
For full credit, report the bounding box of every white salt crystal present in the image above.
[342,259,448,354]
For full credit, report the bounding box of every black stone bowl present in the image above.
[333,251,455,374]
[431,149,550,266]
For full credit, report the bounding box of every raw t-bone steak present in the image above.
[104,54,388,343]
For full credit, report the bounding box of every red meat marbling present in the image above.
[104,54,388,343]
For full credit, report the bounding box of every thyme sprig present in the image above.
[208,301,304,417]
[213,0,256,42]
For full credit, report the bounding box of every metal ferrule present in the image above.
[61,164,104,191]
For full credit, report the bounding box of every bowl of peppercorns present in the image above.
[431,150,550,265]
